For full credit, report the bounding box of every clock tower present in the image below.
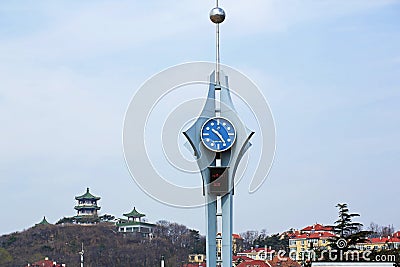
[183,2,254,266]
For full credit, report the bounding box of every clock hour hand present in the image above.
[211,129,226,145]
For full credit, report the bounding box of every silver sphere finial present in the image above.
[210,7,225,24]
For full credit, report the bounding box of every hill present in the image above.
[0,221,205,267]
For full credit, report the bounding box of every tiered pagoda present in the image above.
[74,187,101,224]
[116,207,155,237]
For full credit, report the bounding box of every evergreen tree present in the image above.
[329,203,371,251]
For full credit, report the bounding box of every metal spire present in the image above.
[209,1,226,85]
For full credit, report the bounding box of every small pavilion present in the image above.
[116,207,155,237]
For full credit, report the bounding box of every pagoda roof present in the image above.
[75,187,101,200]
[123,207,145,218]
[74,205,101,210]
[36,216,51,225]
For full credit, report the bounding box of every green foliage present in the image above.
[55,217,75,225]
[5,234,17,247]
[328,203,371,252]
[56,216,100,225]
[333,203,362,238]
[0,248,13,265]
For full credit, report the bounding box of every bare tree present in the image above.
[367,222,395,238]
[240,230,259,249]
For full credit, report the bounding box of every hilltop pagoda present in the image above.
[35,216,51,226]
[117,207,155,237]
[74,187,101,224]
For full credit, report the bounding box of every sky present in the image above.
[0,0,399,236]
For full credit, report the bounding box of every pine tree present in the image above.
[329,203,371,251]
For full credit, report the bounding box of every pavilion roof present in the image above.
[75,187,100,200]
[74,205,101,210]
[123,207,145,218]
[36,216,51,225]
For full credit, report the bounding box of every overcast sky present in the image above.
[0,0,399,236]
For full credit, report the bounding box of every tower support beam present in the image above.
[221,192,233,267]
[206,195,217,267]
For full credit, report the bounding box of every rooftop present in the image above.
[25,257,65,267]
[75,187,100,201]
[233,255,253,261]
[267,256,301,267]
[74,205,100,210]
[302,223,333,232]
[290,232,336,239]
[367,236,400,244]
[237,260,269,267]
[123,207,145,218]
[36,216,51,226]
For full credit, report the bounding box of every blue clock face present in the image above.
[201,117,236,152]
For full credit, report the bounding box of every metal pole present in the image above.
[79,243,84,267]
[216,23,220,85]
[206,194,217,267]
[161,256,165,267]
[221,192,233,267]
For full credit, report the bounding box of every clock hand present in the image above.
[211,129,226,145]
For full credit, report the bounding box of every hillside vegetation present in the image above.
[0,221,205,267]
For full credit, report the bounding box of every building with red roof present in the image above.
[357,231,400,251]
[25,257,65,267]
[233,255,253,261]
[301,224,333,233]
[267,256,301,267]
[289,224,336,261]
[237,259,269,267]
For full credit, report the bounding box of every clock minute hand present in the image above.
[211,129,226,145]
